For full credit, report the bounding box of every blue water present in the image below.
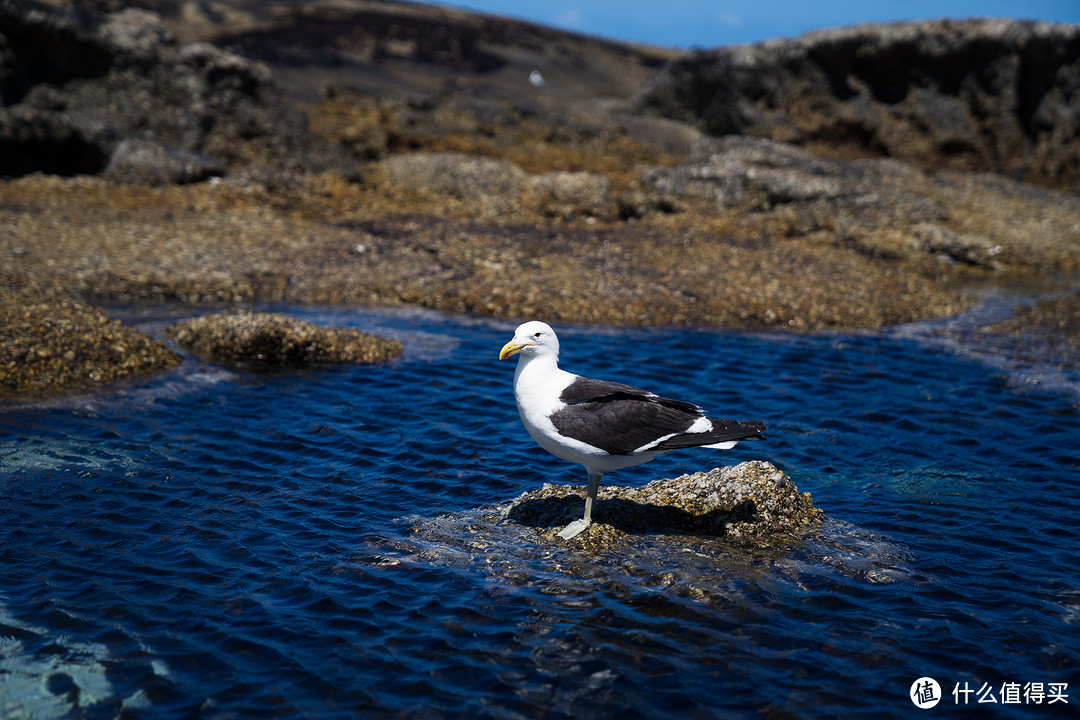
[1,305,1078,719]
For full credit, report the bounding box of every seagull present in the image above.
[499,320,766,539]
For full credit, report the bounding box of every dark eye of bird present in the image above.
[534,332,541,337]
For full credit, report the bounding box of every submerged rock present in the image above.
[508,460,823,550]
[165,310,402,365]
[971,290,1080,371]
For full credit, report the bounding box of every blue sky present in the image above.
[437,1,1080,48]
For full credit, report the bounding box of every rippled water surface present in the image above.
[2,306,1078,719]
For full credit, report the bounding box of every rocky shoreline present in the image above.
[2,2,1078,395]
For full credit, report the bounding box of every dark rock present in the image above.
[0,104,118,176]
[103,138,224,185]
[165,310,403,365]
[633,19,1080,192]
[509,460,823,550]
[0,1,332,178]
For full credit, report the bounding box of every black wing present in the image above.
[649,418,766,451]
[551,377,707,455]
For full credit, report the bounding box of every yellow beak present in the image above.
[499,339,530,360]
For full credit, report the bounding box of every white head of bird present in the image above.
[498,320,560,362]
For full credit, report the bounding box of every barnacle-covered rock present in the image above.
[509,460,823,550]
[0,282,179,394]
[165,310,402,365]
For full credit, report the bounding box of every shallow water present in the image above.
[1,304,1078,719]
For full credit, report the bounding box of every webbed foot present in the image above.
[557,518,591,540]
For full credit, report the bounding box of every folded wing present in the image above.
[552,377,764,456]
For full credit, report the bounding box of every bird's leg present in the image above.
[583,472,601,523]
[558,472,602,540]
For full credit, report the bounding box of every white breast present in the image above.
[511,355,663,474]
[513,360,602,460]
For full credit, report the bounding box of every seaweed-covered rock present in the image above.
[375,153,619,219]
[0,281,180,394]
[524,170,616,220]
[642,135,1080,271]
[373,152,529,216]
[165,310,402,364]
[508,460,823,549]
